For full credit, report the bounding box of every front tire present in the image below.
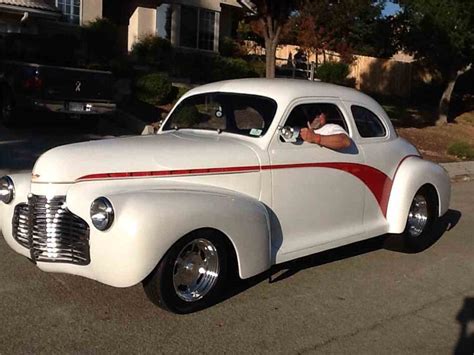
[143,230,229,314]
[403,186,438,251]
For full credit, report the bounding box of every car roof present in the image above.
[184,78,380,107]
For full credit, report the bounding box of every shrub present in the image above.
[246,57,266,78]
[109,57,134,78]
[135,72,173,105]
[316,62,350,85]
[447,141,474,160]
[131,35,172,68]
[219,37,240,57]
[173,105,200,127]
[171,52,260,83]
[84,18,121,66]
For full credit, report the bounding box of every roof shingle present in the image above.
[0,0,59,12]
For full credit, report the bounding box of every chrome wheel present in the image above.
[407,194,429,237]
[172,238,219,302]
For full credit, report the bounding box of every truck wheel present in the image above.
[403,186,438,251]
[0,91,16,127]
[143,230,229,314]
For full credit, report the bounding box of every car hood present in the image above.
[32,131,261,183]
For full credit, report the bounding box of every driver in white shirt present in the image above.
[300,111,351,150]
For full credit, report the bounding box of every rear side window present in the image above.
[351,105,386,138]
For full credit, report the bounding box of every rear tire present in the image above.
[403,186,438,251]
[143,230,229,314]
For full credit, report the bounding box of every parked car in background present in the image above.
[0,60,117,126]
[0,79,450,314]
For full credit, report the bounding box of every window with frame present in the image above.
[156,4,173,41]
[285,103,349,133]
[351,105,386,138]
[56,0,80,24]
[162,93,277,137]
[179,5,216,51]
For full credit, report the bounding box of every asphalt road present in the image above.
[0,121,473,354]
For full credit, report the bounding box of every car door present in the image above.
[268,98,366,262]
[346,101,402,236]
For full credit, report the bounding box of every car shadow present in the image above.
[220,209,462,306]
[383,209,462,254]
[454,297,474,354]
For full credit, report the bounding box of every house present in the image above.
[49,0,245,53]
[0,0,61,34]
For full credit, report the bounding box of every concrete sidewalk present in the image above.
[441,161,474,182]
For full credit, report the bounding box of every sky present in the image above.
[382,1,402,17]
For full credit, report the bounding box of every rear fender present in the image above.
[386,157,450,234]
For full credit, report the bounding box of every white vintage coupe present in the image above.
[0,79,450,313]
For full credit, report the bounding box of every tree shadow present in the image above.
[220,209,461,306]
[450,68,474,121]
[455,298,474,354]
[357,57,439,128]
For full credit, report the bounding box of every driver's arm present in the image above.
[300,128,351,150]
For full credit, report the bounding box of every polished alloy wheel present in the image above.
[172,238,219,302]
[407,194,429,237]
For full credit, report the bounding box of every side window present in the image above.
[285,103,349,132]
[351,105,386,138]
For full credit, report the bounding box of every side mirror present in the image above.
[279,126,300,143]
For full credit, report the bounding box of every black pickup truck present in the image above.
[0,60,117,126]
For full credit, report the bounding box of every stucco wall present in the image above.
[81,0,103,24]
[128,6,157,51]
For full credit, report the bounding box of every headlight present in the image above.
[90,197,114,231]
[0,176,15,204]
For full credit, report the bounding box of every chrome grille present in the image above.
[12,195,90,265]
[12,203,30,248]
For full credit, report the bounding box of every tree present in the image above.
[284,0,395,71]
[398,0,474,124]
[240,0,302,78]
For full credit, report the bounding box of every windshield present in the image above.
[162,92,278,137]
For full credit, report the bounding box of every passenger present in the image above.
[299,111,351,150]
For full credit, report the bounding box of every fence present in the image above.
[244,42,415,98]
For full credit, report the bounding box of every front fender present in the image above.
[386,157,451,234]
[0,172,32,257]
[62,182,271,287]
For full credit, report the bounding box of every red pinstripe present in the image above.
[76,155,420,217]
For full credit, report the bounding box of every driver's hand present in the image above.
[300,122,321,144]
